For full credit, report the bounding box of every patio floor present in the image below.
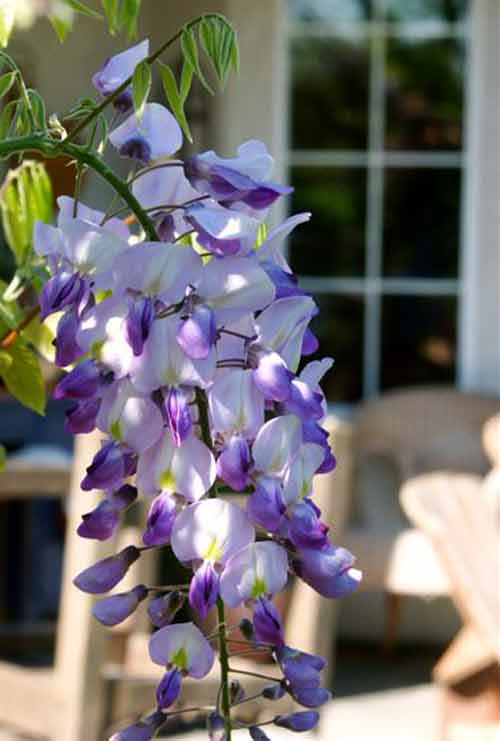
[0,683,440,741]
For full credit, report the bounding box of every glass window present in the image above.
[381,296,457,388]
[385,38,465,150]
[307,295,365,402]
[290,168,367,277]
[291,37,370,150]
[288,1,468,401]
[383,168,461,277]
[289,0,373,22]
[384,0,468,23]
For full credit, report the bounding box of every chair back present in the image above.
[400,472,500,663]
[355,387,499,480]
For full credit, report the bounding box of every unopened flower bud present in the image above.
[92,584,148,626]
[156,667,181,709]
[147,591,185,628]
[73,545,140,594]
[239,618,256,642]
[249,727,271,741]
[274,711,320,732]
[229,680,245,704]
[109,709,165,741]
[207,712,225,741]
[262,682,286,701]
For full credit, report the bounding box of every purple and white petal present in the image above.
[171,499,254,565]
[137,429,216,502]
[149,622,215,678]
[110,103,183,162]
[252,415,302,477]
[219,541,288,607]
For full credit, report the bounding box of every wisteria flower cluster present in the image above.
[32,35,361,741]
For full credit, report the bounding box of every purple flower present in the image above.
[185,202,258,256]
[77,499,120,541]
[189,561,220,619]
[207,712,225,741]
[39,271,87,320]
[147,591,185,628]
[292,545,362,598]
[65,398,101,434]
[220,542,288,607]
[143,493,177,546]
[92,584,148,626]
[54,308,83,367]
[92,39,150,111]
[302,327,319,356]
[156,667,181,709]
[216,435,252,492]
[109,711,165,741]
[176,303,217,360]
[274,711,320,732]
[246,478,286,532]
[184,140,292,210]
[171,499,254,568]
[53,358,103,401]
[249,727,271,741]
[288,502,330,550]
[165,387,192,447]
[277,645,324,690]
[110,103,183,163]
[253,597,284,647]
[125,296,154,356]
[248,345,294,403]
[73,545,140,594]
[292,686,331,708]
[149,622,215,679]
[81,439,136,492]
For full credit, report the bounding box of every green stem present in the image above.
[195,388,232,740]
[64,12,227,144]
[0,135,158,241]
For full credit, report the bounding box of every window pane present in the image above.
[291,37,370,150]
[385,38,465,150]
[289,0,372,22]
[290,167,366,277]
[381,296,457,389]
[384,0,468,23]
[383,168,461,278]
[306,295,364,402]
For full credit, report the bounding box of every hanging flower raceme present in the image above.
[30,35,363,740]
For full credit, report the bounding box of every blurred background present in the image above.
[0,1,499,740]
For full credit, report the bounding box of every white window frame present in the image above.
[287,2,469,398]
[459,0,500,394]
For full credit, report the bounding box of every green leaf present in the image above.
[159,62,192,143]
[181,26,213,94]
[22,316,56,364]
[0,97,16,139]
[0,1,15,48]
[49,13,73,42]
[0,161,53,265]
[179,59,193,103]
[199,16,239,88]
[132,59,151,119]
[60,0,102,20]
[27,89,47,131]
[101,0,119,33]
[0,339,46,415]
[0,444,6,472]
[118,0,141,38]
[0,69,15,98]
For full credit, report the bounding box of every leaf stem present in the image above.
[64,13,228,144]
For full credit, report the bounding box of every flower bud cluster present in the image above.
[35,39,362,741]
